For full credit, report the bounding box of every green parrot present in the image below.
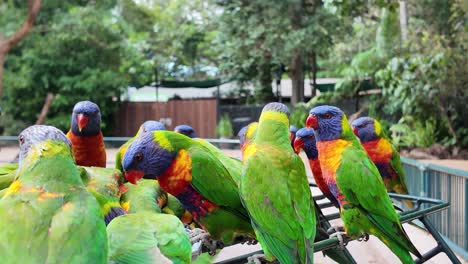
[122,131,255,245]
[306,105,422,263]
[0,125,107,263]
[78,166,127,225]
[120,179,194,225]
[107,212,192,264]
[240,103,316,264]
[115,121,166,172]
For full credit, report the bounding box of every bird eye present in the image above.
[19,135,25,145]
[135,153,143,162]
[324,113,332,119]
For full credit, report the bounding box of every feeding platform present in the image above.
[215,183,461,264]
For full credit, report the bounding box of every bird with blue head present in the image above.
[122,130,255,246]
[306,105,421,263]
[352,117,412,207]
[66,101,106,167]
[174,124,196,138]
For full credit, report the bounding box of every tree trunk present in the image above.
[0,0,42,98]
[255,56,274,103]
[35,92,54,125]
[290,50,304,105]
[310,51,317,98]
[399,0,408,43]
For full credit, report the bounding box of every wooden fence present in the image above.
[116,99,218,138]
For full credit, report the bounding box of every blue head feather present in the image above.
[238,125,248,146]
[140,121,166,134]
[174,124,196,138]
[122,132,176,178]
[70,101,101,136]
[309,105,344,141]
[296,127,318,159]
[351,117,378,142]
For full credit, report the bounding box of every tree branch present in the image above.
[0,0,42,54]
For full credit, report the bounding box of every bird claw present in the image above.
[357,233,370,242]
[233,235,258,245]
[186,228,223,256]
[247,253,273,264]
[327,226,348,249]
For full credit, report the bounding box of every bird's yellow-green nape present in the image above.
[20,140,72,171]
[246,122,258,141]
[259,111,289,126]
[374,119,382,137]
[153,132,174,152]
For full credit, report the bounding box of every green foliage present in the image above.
[390,117,437,148]
[2,3,131,135]
[216,114,233,138]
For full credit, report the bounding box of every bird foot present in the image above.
[357,233,370,242]
[327,226,349,249]
[186,227,224,256]
[233,235,258,245]
[247,254,277,264]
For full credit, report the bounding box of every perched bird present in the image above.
[352,117,412,208]
[306,105,421,263]
[289,125,298,149]
[107,212,192,264]
[240,103,316,264]
[294,127,339,208]
[78,166,127,225]
[174,124,197,138]
[0,125,107,263]
[66,101,106,167]
[238,122,258,160]
[122,131,255,245]
[120,179,193,225]
[115,120,166,172]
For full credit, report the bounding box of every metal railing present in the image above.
[401,157,468,260]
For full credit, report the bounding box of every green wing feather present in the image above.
[337,146,420,258]
[120,179,165,214]
[188,143,247,219]
[107,212,191,264]
[389,144,410,193]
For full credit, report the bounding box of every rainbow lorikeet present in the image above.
[294,127,339,208]
[115,120,166,172]
[0,163,17,191]
[0,125,107,263]
[240,103,316,264]
[352,117,413,208]
[107,212,192,264]
[120,179,194,225]
[78,166,127,225]
[174,124,197,138]
[66,101,106,167]
[122,131,255,244]
[306,105,421,263]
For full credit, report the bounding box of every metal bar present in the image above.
[418,216,462,264]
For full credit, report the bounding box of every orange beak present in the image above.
[289,132,295,142]
[77,113,88,132]
[293,137,304,154]
[125,170,145,184]
[306,115,318,129]
[353,127,359,136]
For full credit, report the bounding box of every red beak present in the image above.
[289,132,295,142]
[293,137,304,154]
[306,115,318,129]
[125,170,145,184]
[353,127,358,136]
[77,113,88,132]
